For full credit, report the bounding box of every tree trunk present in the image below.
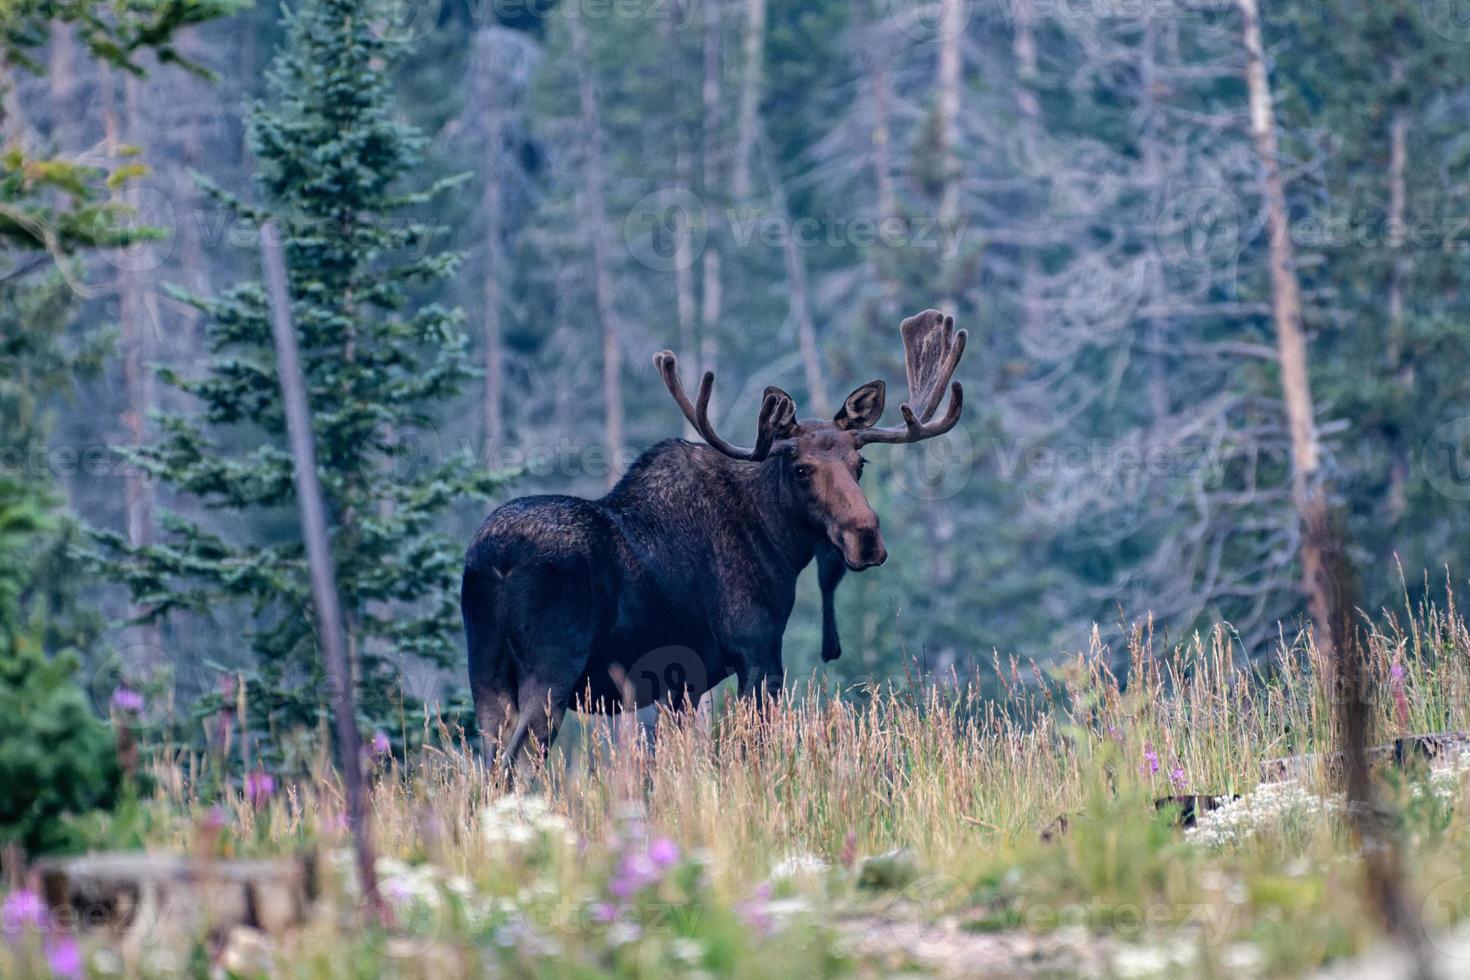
[1010,0,1042,338]
[48,24,81,149]
[569,15,623,487]
[700,0,724,388]
[1384,61,1411,524]
[674,143,699,439]
[935,0,963,231]
[766,156,829,413]
[258,221,381,924]
[731,0,766,200]
[1237,0,1330,640]
[0,54,24,138]
[868,54,897,229]
[106,71,161,661]
[473,29,506,464]
[865,51,901,319]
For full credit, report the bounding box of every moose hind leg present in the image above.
[501,674,573,781]
[473,684,518,766]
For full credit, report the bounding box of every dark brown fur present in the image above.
[462,309,966,769]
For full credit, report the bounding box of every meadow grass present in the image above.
[8,592,1470,977]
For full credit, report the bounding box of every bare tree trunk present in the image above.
[1385,62,1412,524]
[1140,13,1170,426]
[1237,0,1329,640]
[935,0,963,231]
[258,221,382,924]
[700,0,724,388]
[0,55,23,139]
[868,54,897,229]
[765,153,828,413]
[864,50,902,320]
[106,71,162,658]
[569,15,623,486]
[472,30,506,464]
[1010,0,1042,338]
[171,30,212,311]
[674,143,698,439]
[731,0,766,200]
[48,23,80,148]
[922,0,966,677]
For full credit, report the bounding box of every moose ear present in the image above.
[762,385,799,439]
[833,380,886,430]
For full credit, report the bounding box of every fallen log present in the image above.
[1260,731,1470,783]
[35,852,315,939]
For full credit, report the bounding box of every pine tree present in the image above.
[96,0,512,740]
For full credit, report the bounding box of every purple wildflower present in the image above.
[648,837,679,868]
[591,902,618,923]
[737,884,775,935]
[1169,766,1187,790]
[1390,658,1410,730]
[2,888,46,935]
[244,770,276,807]
[44,936,83,979]
[110,686,145,713]
[1140,743,1160,777]
[370,731,391,757]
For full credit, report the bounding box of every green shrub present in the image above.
[0,632,119,854]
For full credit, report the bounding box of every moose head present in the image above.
[653,309,967,573]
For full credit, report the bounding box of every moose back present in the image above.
[461,308,967,766]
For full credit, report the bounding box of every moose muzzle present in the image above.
[835,517,887,571]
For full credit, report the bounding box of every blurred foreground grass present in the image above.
[8,593,1470,977]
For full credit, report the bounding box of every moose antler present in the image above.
[653,350,794,461]
[855,309,967,446]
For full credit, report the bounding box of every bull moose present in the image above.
[462,308,967,767]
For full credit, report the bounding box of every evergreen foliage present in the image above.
[95,0,513,739]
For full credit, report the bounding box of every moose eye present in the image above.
[794,464,814,481]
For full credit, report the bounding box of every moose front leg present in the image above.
[732,635,784,704]
[816,544,847,662]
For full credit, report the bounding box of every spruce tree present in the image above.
[96,0,510,739]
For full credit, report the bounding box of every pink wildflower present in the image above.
[45,936,83,979]
[244,770,276,807]
[110,686,145,713]
[2,888,46,935]
[648,837,679,868]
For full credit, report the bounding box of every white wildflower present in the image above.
[607,920,643,946]
[672,937,705,965]
[1110,939,1196,977]
[1411,748,1470,802]
[481,793,572,849]
[770,852,829,882]
[766,897,812,922]
[1109,944,1170,978]
[1185,779,1340,848]
[1222,942,1264,974]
